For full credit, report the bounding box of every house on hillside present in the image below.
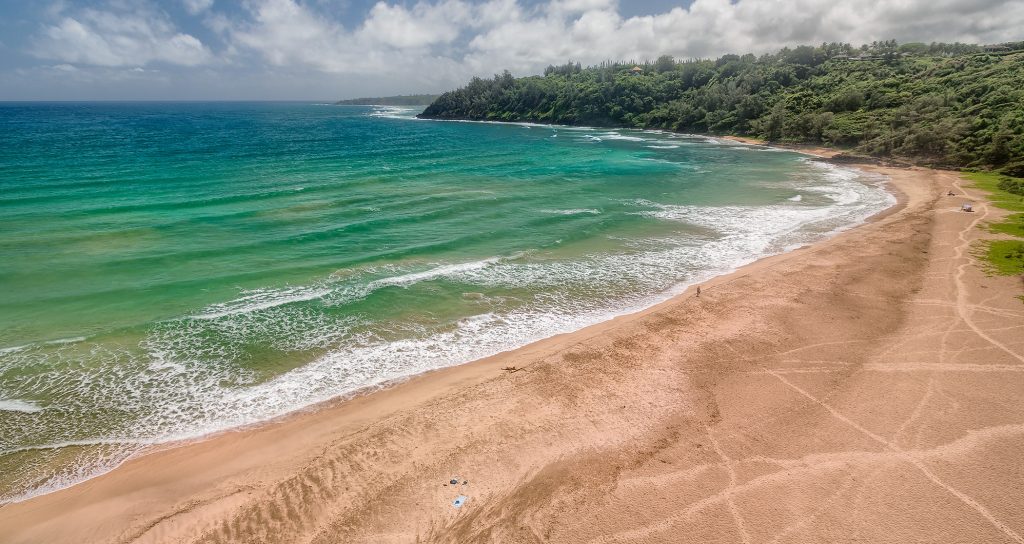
[629,66,644,75]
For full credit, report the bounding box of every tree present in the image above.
[763,103,786,141]
[655,55,675,73]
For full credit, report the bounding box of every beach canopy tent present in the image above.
[961,203,974,212]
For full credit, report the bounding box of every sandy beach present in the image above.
[2,158,1023,543]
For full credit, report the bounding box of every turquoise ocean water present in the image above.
[0,102,893,502]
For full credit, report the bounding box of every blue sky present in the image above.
[0,0,1020,100]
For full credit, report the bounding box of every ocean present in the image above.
[0,102,894,503]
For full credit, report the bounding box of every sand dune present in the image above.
[2,164,1023,543]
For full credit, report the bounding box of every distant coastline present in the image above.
[336,94,439,106]
[417,40,1024,174]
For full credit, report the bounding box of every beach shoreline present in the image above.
[0,149,908,513]
[4,153,1023,543]
[0,135,887,506]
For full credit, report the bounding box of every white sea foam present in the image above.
[367,106,424,119]
[366,257,503,290]
[559,125,602,131]
[599,131,646,142]
[789,194,803,201]
[44,336,87,346]
[0,344,31,355]
[636,163,892,257]
[191,258,511,323]
[541,208,601,215]
[0,438,156,456]
[0,399,43,413]
[190,286,333,320]
[428,118,558,130]
[646,145,680,149]
[639,157,687,166]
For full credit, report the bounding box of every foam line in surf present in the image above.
[0,399,44,414]
[190,286,334,320]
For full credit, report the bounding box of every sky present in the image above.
[0,0,1021,100]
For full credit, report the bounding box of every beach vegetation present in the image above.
[420,41,1024,169]
[965,171,1024,273]
[981,240,1024,275]
[997,175,1024,196]
[965,172,1024,212]
[991,214,1024,238]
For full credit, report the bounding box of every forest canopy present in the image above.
[419,41,1024,171]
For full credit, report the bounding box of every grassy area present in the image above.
[963,172,1024,212]
[983,240,1024,275]
[963,172,1024,275]
[991,214,1024,238]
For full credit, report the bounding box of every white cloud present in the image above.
[357,1,471,48]
[229,0,351,71]
[222,0,1024,88]
[464,0,1024,72]
[17,0,1024,99]
[227,0,471,86]
[31,3,212,67]
[182,0,215,15]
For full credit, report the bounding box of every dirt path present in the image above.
[950,175,1024,363]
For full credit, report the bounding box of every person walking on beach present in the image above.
[696,285,701,297]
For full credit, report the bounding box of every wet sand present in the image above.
[2,162,1023,544]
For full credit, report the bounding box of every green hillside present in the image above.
[419,41,1024,170]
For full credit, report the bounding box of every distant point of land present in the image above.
[335,94,440,106]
